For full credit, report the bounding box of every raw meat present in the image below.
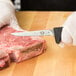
[0,26,46,69]
[0,51,10,70]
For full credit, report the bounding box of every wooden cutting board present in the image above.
[1,11,76,76]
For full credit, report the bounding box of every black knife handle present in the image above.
[54,27,63,44]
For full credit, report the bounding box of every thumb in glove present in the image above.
[61,12,76,46]
[0,0,24,31]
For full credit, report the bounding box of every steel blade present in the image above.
[11,29,54,36]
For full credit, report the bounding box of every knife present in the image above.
[11,27,63,44]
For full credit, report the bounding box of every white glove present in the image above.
[61,12,76,46]
[0,0,23,31]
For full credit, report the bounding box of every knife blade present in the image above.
[11,27,63,44]
[11,29,54,36]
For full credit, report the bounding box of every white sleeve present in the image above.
[0,0,14,8]
[0,0,11,3]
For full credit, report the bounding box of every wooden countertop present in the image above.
[1,11,76,76]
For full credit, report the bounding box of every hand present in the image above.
[61,12,76,46]
[0,0,23,31]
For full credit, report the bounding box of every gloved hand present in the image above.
[0,0,23,31]
[61,12,76,46]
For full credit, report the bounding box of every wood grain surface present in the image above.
[1,11,76,76]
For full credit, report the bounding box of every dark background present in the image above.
[12,0,76,11]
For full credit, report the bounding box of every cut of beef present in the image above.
[0,26,46,69]
[0,51,10,70]
[10,40,46,62]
